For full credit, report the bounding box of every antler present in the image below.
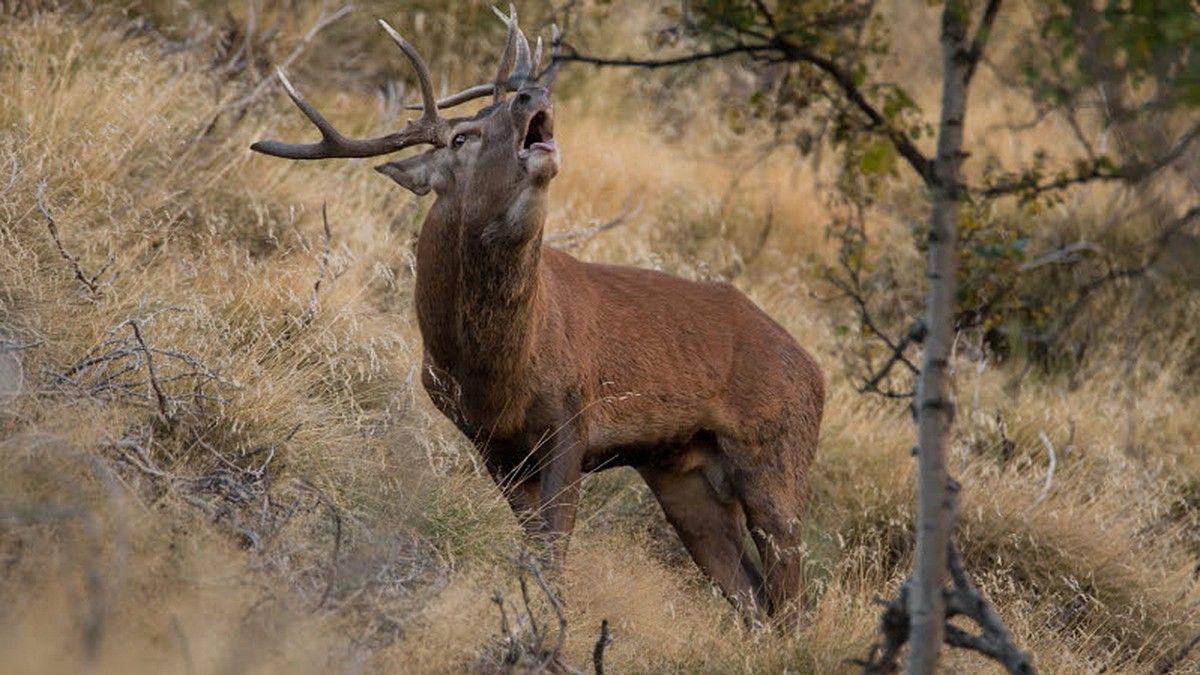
[405,6,558,111]
[251,20,445,160]
[492,4,522,103]
[541,23,561,89]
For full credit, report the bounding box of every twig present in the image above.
[194,4,352,143]
[2,152,16,195]
[1035,431,1056,504]
[224,4,353,113]
[545,199,643,249]
[245,422,300,478]
[493,591,514,646]
[1,338,44,351]
[592,619,612,675]
[489,553,589,674]
[944,535,1034,673]
[57,314,234,417]
[859,320,926,397]
[1018,240,1104,271]
[979,123,1199,199]
[962,0,1003,86]
[299,203,334,326]
[559,43,776,69]
[525,556,569,672]
[517,572,542,654]
[128,319,171,422]
[36,177,101,296]
[315,497,343,610]
[110,437,173,479]
[856,583,910,674]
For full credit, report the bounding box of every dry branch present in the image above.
[299,202,334,327]
[108,423,308,560]
[193,3,352,141]
[55,312,235,420]
[544,199,642,249]
[1034,431,1056,504]
[36,177,108,296]
[2,152,16,195]
[297,476,346,611]
[489,553,611,674]
[226,4,353,113]
[128,319,171,422]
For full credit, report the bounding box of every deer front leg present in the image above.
[479,446,545,539]
[534,424,585,569]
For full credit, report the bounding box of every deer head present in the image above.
[251,7,560,219]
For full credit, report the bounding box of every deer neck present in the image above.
[414,190,548,418]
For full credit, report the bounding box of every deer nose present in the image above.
[514,87,550,110]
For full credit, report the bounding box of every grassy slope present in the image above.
[1,5,1198,674]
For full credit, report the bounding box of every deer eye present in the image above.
[451,133,469,149]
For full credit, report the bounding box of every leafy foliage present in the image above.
[654,0,1200,388]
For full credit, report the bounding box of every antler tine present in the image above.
[402,5,543,111]
[272,69,339,144]
[510,15,533,81]
[540,24,561,89]
[529,36,544,78]
[251,68,415,159]
[377,19,438,122]
[491,4,519,103]
[406,83,497,110]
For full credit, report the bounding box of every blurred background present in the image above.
[1,1,1197,672]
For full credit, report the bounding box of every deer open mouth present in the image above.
[518,110,556,158]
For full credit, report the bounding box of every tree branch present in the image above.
[556,33,936,185]
[963,0,1003,85]
[557,43,776,69]
[860,320,926,397]
[980,123,1199,199]
[771,38,935,185]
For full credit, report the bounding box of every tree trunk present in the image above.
[906,3,972,673]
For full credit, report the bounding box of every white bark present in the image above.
[906,3,972,673]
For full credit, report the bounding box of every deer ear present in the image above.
[375,154,435,195]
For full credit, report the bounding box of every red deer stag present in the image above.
[251,9,824,619]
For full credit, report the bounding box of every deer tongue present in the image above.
[519,138,558,160]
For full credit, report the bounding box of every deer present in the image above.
[250,8,824,620]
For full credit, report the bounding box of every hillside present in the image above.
[1,3,1197,673]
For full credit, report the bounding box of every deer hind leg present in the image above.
[720,434,813,619]
[638,456,770,620]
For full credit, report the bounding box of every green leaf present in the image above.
[859,139,897,175]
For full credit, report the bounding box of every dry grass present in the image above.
[1,3,1198,674]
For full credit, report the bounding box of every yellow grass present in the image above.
[1,4,1197,674]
